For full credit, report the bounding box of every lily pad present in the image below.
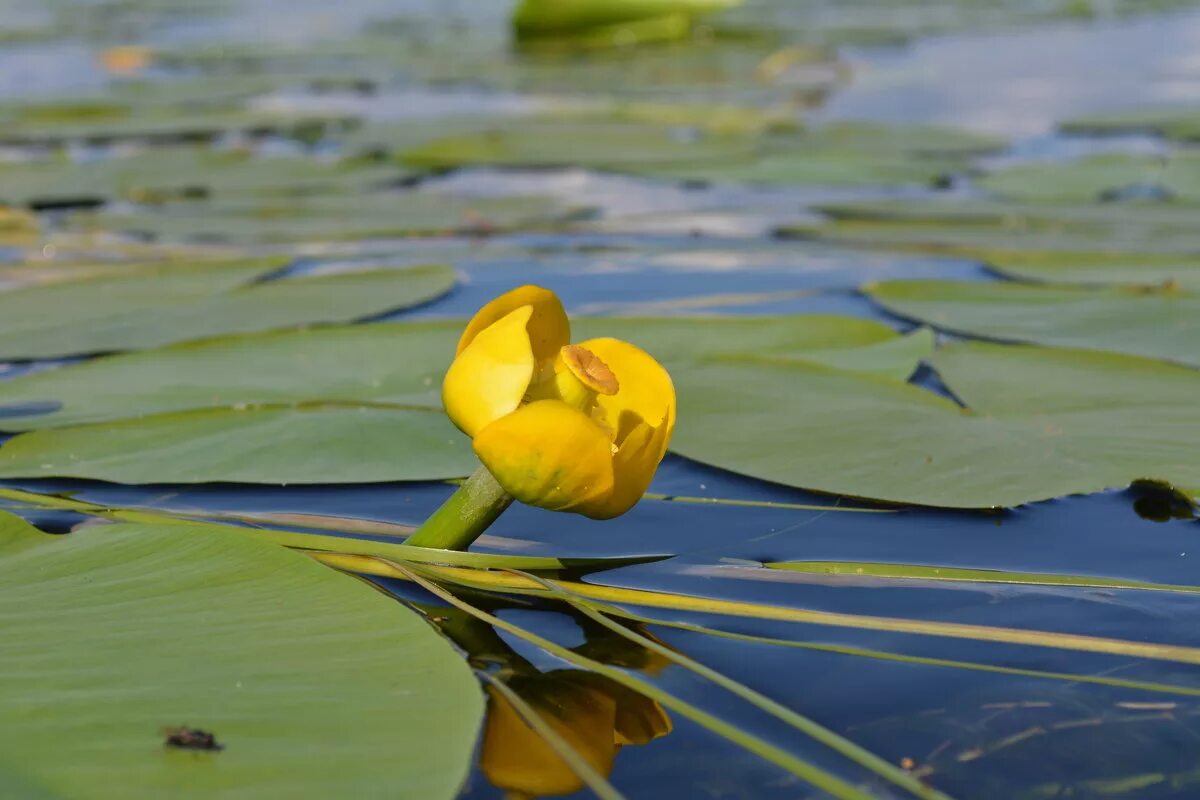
[0,149,407,207]
[0,510,482,799]
[1060,106,1200,142]
[670,341,1200,508]
[979,250,1200,290]
[865,279,1200,368]
[0,101,355,146]
[0,315,930,484]
[0,404,477,484]
[72,191,575,244]
[0,260,454,359]
[977,152,1200,203]
[398,120,758,172]
[0,315,924,431]
[785,200,1200,254]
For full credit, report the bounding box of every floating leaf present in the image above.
[643,123,1004,187]
[866,279,1199,367]
[0,403,476,484]
[0,315,929,483]
[73,191,575,244]
[0,510,482,799]
[0,149,408,208]
[975,249,1200,290]
[1060,106,1200,142]
[0,103,355,146]
[0,261,454,359]
[785,200,1200,254]
[399,120,758,172]
[0,315,921,431]
[977,152,1200,203]
[667,341,1200,508]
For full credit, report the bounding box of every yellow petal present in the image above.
[442,306,537,437]
[575,418,670,519]
[578,337,676,454]
[473,400,615,513]
[456,284,570,364]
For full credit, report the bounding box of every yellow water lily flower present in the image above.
[442,285,675,520]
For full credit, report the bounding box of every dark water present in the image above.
[3,2,1200,798]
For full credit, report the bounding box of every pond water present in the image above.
[1,1,1199,798]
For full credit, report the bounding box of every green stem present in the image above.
[404,465,513,551]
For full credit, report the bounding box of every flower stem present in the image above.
[404,465,514,551]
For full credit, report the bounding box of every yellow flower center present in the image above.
[526,344,619,414]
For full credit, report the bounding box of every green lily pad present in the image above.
[977,152,1200,203]
[785,199,1200,254]
[0,103,356,146]
[398,120,758,172]
[974,249,1200,290]
[866,279,1200,368]
[670,341,1200,508]
[1060,106,1200,142]
[0,315,930,484]
[0,149,407,207]
[0,510,481,799]
[0,315,924,431]
[644,122,1004,186]
[0,403,477,484]
[0,260,454,359]
[72,191,575,244]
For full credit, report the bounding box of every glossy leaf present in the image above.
[0,511,482,799]
[866,279,1199,367]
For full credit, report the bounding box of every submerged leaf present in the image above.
[0,511,482,799]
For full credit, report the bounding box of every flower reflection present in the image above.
[421,603,674,797]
